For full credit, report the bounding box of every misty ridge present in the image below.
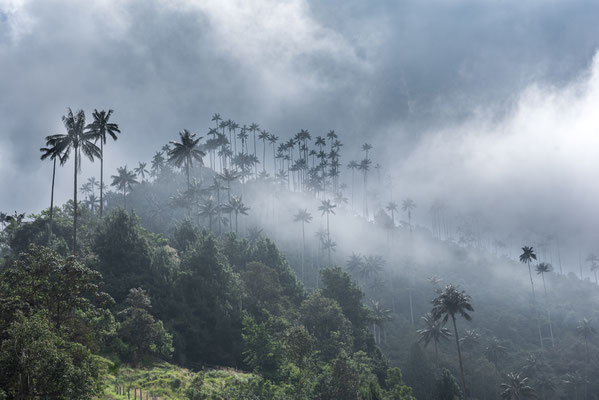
[2,1,599,399]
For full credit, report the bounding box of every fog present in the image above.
[2,0,599,266]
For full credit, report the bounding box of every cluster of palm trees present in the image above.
[40,108,120,254]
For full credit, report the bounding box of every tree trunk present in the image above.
[451,315,467,398]
[49,157,56,244]
[73,148,78,256]
[100,140,104,217]
[301,221,306,281]
[542,274,555,347]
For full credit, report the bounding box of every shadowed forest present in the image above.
[1,109,598,399]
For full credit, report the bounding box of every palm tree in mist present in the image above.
[500,372,537,400]
[520,246,543,348]
[536,262,555,347]
[87,109,120,217]
[431,284,474,398]
[358,158,371,218]
[577,318,595,400]
[168,129,205,190]
[318,200,336,265]
[347,160,359,209]
[370,299,392,345]
[386,201,398,226]
[40,138,67,244]
[45,108,101,255]
[294,208,312,281]
[198,199,219,231]
[134,162,149,182]
[417,312,452,367]
[586,253,599,284]
[402,198,416,232]
[223,195,249,235]
[111,166,138,209]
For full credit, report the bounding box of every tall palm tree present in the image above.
[217,168,239,201]
[370,299,392,345]
[198,199,219,231]
[586,253,599,284]
[258,129,269,172]
[484,337,507,370]
[402,198,416,232]
[358,158,371,218]
[431,284,474,398]
[294,209,313,281]
[111,166,138,209]
[520,246,543,348]
[45,108,101,255]
[222,195,249,235]
[87,109,120,217]
[417,312,452,367]
[500,372,537,399]
[85,193,100,214]
[167,129,206,190]
[386,201,399,226]
[134,162,149,182]
[577,318,596,399]
[536,262,555,347]
[318,200,336,265]
[40,138,67,244]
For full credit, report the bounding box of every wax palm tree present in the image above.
[294,209,313,281]
[484,337,507,370]
[318,200,336,265]
[258,129,270,172]
[45,108,101,255]
[167,129,205,189]
[586,253,599,284]
[346,253,363,275]
[198,199,219,231]
[417,312,452,367]
[370,299,392,345]
[402,198,416,232]
[87,177,99,196]
[577,318,595,399]
[134,162,149,182]
[85,193,100,214]
[40,138,67,243]
[386,201,399,226]
[217,168,239,201]
[151,151,166,176]
[87,109,120,217]
[360,255,385,280]
[358,158,371,218]
[519,246,538,302]
[536,262,555,347]
[111,166,138,209]
[459,329,481,350]
[500,373,537,399]
[222,195,249,235]
[431,284,474,398]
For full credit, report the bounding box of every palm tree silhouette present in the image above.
[401,198,416,232]
[358,158,371,218]
[318,200,336,265]
[167,129,205,190]
[417,312,452,367]
[370,299,392,345]
[222,195,249,235]
[500,372,536,399]
[45,108,100,255]
[134,162,149,182]
[111,166,138,209]
[536,262,555,347]
[151,151,166,176]
[484,337,507,370]
[87,109,120,217]
[85,193,100,214]
[294,209,313,281]
[586,253,599,284]
[40,137,67,244]
[577,318,596,399]
[386,201,399,226]
[198,199,219,231]
[520,246,543,348]
[431,284,474,398]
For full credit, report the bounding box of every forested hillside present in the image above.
[1,111,598,399]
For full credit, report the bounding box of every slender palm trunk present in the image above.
[235,212,238,236]
[262,140,266,172]
[186,160,190,190]
[123,186,126,209]
[326,213,331,266]
[100,140,104,217]
[451,315,467,398]
[434,340,439,368]
[541,274,555,347]
[528,261,543,348]
[408,288,414,325]
[301,221,306,281]
[73,149,78,256]
[48,157,56,244]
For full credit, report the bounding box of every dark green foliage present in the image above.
[434,368,462,400]
[386,368,417,400]
[242,315,284,381]
[314,351,360,400]
[92,209,154,302]
[117,288,173,365]
[402,343,436,400]
[299,292,353,362]
[242,261,285,319]
[0,312,102,399]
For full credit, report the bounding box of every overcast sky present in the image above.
[1,0,599,256]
